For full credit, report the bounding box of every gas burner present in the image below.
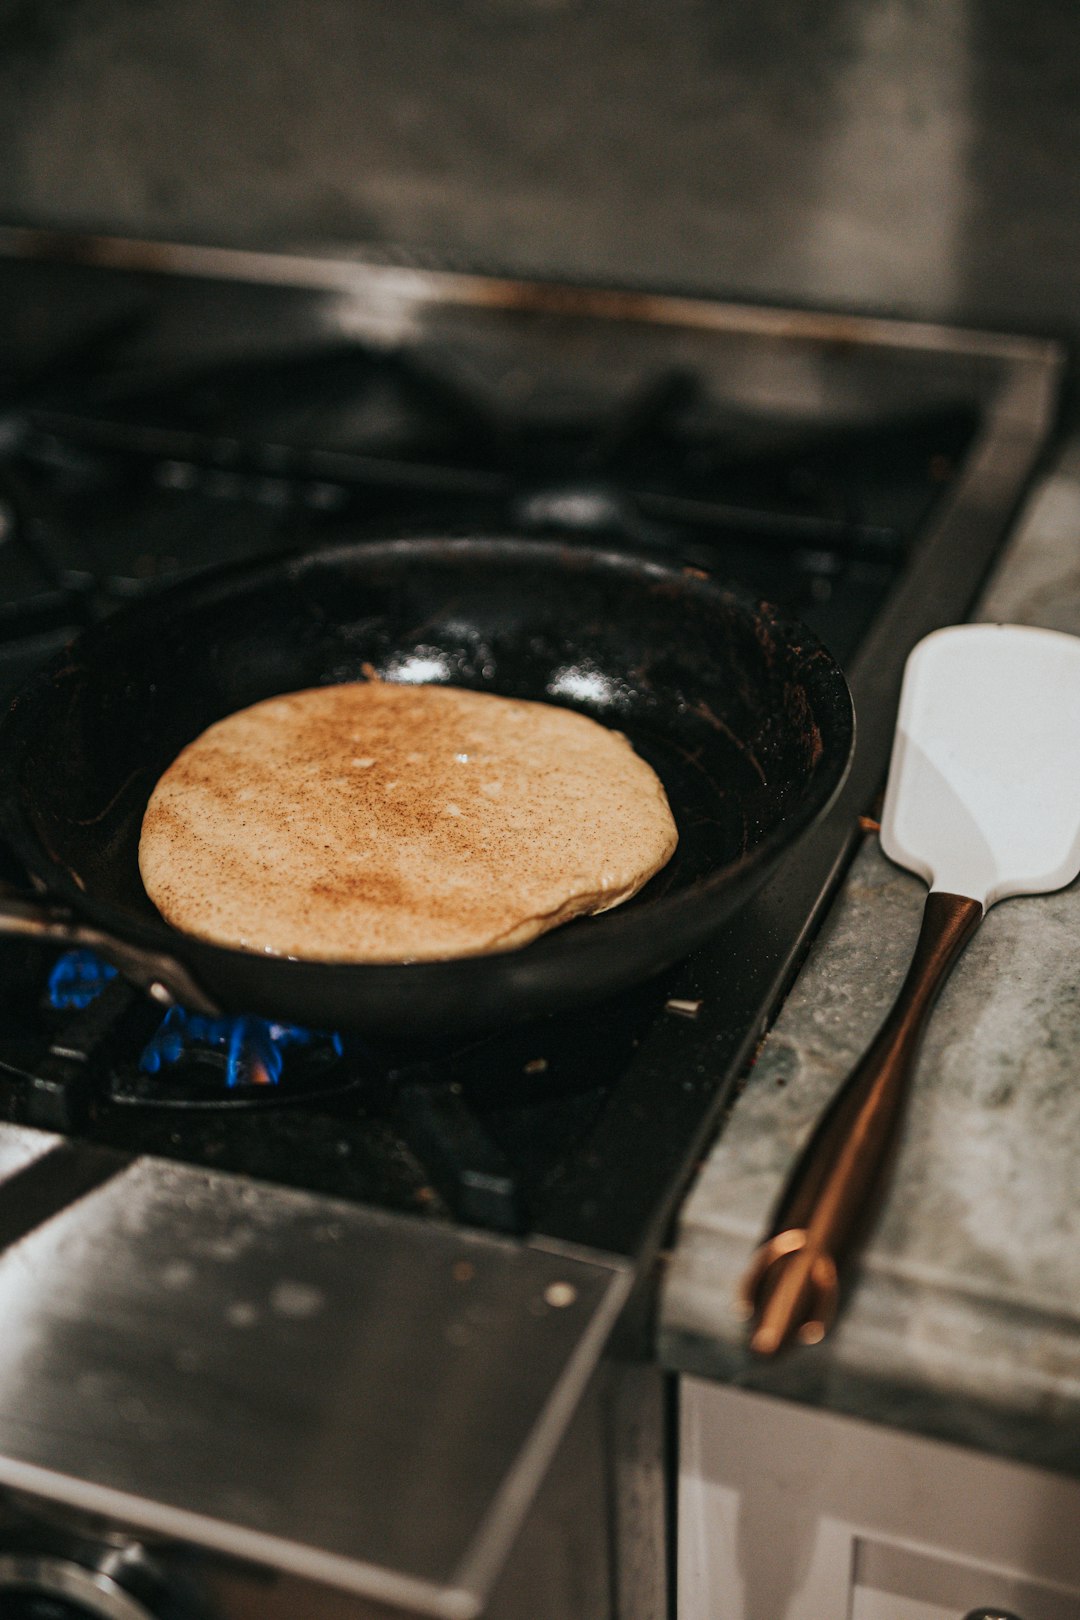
[111,1005,354,1110]
[38,950,357,1111]
[140,1006,344,1086]
[46,947,117,1010]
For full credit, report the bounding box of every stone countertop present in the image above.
[659,442,1080,1476]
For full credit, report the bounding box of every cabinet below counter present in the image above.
[681,1379,1080,1620]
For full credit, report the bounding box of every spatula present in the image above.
[740,623,1080,1355]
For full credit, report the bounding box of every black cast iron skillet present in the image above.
[0,537,854,1038]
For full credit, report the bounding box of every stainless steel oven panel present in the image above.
[0,1129,631,1618]
[0,1361,639,1619]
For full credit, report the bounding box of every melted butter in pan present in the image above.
[138,681,678,963]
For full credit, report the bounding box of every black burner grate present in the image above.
[0,332,978,669]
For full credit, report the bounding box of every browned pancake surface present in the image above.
[138,682,678,962]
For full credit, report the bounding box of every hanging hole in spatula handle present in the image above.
[0,879,221,1017]
[739,889,982,1356]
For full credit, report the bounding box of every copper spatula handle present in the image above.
[740,889,982,1355]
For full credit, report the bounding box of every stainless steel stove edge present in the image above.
[0,224,1063,384]
[0,1124,633,1617]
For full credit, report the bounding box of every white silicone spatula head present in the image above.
[880,623,1080,909]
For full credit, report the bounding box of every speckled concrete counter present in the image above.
[660,443,1080,1476]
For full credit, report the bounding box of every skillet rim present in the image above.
[0,535,855,990]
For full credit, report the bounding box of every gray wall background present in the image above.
[2,0,1079,337]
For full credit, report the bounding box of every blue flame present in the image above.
[139,1006,344,1087]
[48,949,118,1010]
[48,950,344,1089]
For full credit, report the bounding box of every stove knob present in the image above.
[0,1552,167,1618]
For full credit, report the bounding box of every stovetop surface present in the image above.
[0,245,1061,1264]
[2,316,975,669]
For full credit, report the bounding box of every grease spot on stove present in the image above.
[544,1282,578,1309]
[227,1300,261,1329]
[270,1279,325,1319]
[197,1231,255,1263]
[160,1259,196,1290]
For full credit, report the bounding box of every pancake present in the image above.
[138,681,678,963]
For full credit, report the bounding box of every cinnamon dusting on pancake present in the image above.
[138,682,678,963]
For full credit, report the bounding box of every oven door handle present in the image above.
[0,881,221,1016]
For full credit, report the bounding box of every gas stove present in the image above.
[0,232,1062,1620]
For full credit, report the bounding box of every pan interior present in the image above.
[2,540,848,962]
